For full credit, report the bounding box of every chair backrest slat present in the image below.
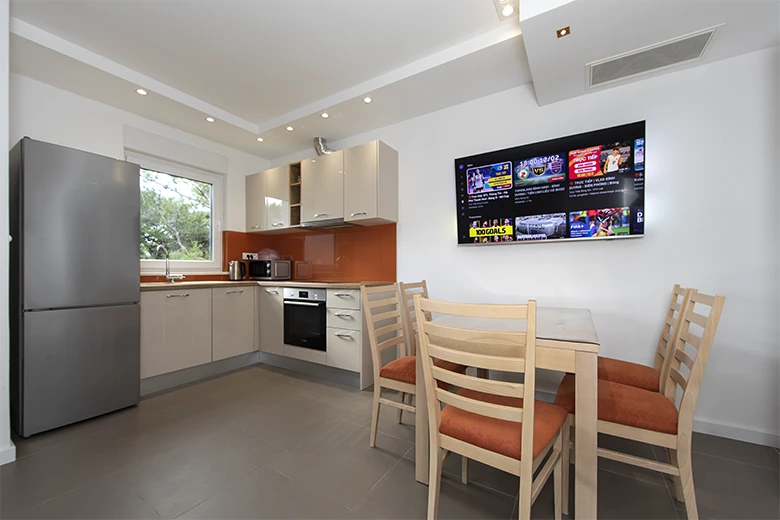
[673,348,696,371]
[399,280,430,356]
[687,311,708,328]
[436,387,525,422]
[432,365,524,398]
[428,343,526,372]
[654,285,690,374]
[668,366,688,392]
[361,284,409,382]
[679,330,701,349]
[377,335,405,352]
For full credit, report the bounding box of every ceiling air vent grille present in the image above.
[587,26,720,88]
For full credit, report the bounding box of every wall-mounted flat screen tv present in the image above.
[455,121,645,245]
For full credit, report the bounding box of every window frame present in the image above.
[128,151,225,274]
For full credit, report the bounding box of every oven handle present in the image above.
[283,300,323,307]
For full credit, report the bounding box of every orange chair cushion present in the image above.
[379,356,466,385]
[554,374,679,435]
[439,388,568,460]
[598,356,660,392]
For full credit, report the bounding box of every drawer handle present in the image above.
[265,289,279,294]
[333,312,353,318]
[350,212,367,217]
[334,332,354,339]
[166,293,190,298]
[272,222,284,227]
[314,213,329,218]
[333,292,353,297]
[251,225,263,229]
[226,290,244,294]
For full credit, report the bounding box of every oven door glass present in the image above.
[283,300,326,351]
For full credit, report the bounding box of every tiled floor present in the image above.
[1,366,778,519]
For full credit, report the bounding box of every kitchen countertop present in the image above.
[140,280,390,291]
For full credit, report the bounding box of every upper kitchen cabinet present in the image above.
[300,150,344,224]
[265,165,290,230]
[245,172,267,232]
[344,141,398,225]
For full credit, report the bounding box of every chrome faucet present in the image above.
[157,245,185,282]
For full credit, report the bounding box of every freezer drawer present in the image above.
[19,304,140,437]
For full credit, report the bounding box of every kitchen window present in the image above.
[127,152,224,273]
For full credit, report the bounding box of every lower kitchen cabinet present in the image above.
[326,328,361,372]
[257,286,284,355]
[140,288,212,379]
[212,287,255,361]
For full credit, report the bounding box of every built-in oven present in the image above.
[283,288,326,351]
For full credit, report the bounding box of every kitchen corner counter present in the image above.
[140,280,391,291]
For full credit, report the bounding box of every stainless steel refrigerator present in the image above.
[10,138,141,437]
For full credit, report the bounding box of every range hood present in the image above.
[300,217,354,229]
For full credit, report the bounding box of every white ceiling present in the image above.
[8,0,780,161]
[10,0,500,123]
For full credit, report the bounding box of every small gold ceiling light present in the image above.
[557,26,571,38]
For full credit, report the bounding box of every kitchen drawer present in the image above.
[326,308,362,331]
[326,328,361,372]
[283,344,327,365]
[327,289,360,310]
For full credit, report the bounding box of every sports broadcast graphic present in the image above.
[470,218,514,243]
[599,142,633,174]
[569,208,630,238]
[515,214,566,241]
[466,162,512,195]
[513,153,567,186]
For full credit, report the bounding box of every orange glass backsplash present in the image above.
[223,224,396,282]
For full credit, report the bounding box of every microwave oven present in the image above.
[247,259,291,280]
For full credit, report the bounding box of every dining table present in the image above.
[414,306,600,519]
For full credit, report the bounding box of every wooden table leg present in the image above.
[575,350,598,519]
[415,350,429,484]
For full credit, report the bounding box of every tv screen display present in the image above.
[455,121,645,245]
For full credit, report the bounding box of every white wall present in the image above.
[277,47,780,446]
[9,73,270,232]
[0,0,15,466]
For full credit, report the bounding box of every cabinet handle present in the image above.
[313,213,328,218]
[272,222,284,227]
[226,290,244,294]
[350,212,367,217]
[334,332,354,339]
[333,292,353,297]
[265,289,279,294]
[333,312,353,318]
[251,225,263,229]
[166,293,190,298]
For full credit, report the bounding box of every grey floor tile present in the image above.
[342,394,417,444]
[346,457,516,520]
[441,454,520,498]
[682,451,780,519]
[0,430,140,517]
[597,468,679,520]
[114,425,281,519]
[691,432,780,471]
[15,473,160,520]
[179,466,348,520]
[268,420,411,509]
[508,476,567,520]
[599,433,670,487]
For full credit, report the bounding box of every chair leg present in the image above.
[461,456,468,484]
[369,385,381,448]
[667,448,684,502]
[560,416,571,516]
[397,392,406,424]
[428,446,443,519]
[677,441,699,520]
[554,426,563,520]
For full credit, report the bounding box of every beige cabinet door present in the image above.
[140,289,212,378]
[246,172,267,232]
[344,142,377,222]
[257,286,284,356]
[326,328,361,372]
[265,165,290,230]
[300,151,344,223]
[212,287,255,361]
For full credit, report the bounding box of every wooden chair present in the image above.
[398,280,430,356]
[361,284,468,446]
[598,284,690,399]
[415,296,569,520]
[555,289,725,520]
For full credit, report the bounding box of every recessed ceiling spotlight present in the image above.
[321,112,329,118]
[286,126,294,131]
[205,117,215,123]
[501,5,514,17]
[557,26,571,38]
[256,137,264,142]
[363,97,372,104]
[136,88,147,96]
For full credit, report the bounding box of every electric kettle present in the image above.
[228,260,246,281]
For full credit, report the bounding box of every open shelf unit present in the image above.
[290,162,301,226]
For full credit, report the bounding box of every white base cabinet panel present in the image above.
[212,287,255,361]
[326,328,361,372]
[257,287,284,355]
